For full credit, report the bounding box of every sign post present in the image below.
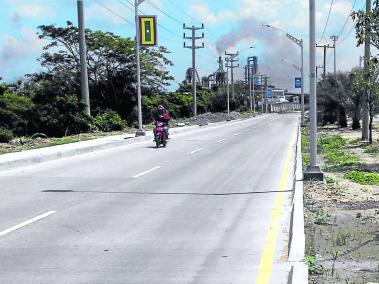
[295,77,302,89]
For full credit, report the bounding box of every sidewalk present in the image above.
[0,115,268,171]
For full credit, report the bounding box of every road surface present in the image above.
[0,113,299,284]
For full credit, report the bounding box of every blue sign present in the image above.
[295,77,302,88]
[267,90,273,98]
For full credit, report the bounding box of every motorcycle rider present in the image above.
[154,105,170,140]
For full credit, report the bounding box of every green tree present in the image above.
[35,22,174,124]
[352,59,379,144]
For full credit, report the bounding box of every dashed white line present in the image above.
[133,166,162,178]
[189,148,205,155]
[0,211,57,238]
[216,139,226,143]
[233,133,241,136]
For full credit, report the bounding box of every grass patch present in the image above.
[344,170,379,185]
[319,135,361,170]
[364,144,379,154]
[0,130,135,155]
[301,128,310,169]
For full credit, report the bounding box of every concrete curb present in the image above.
[287,125,308,283]
[0,114,270,172]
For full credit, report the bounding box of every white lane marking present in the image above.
[133,166,162,178]
[233,133,241,136]
[189,148,204,155]
[216,139,226,143]
[0,211,57,238]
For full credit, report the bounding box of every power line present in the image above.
[165,0,219,42]
[119,0,183,39]
[337,0,357,37]
[94,0,134,25]
[145,0,182,25]
[337,3,366,45]
[142,0,218,58]
[318,0,335,44]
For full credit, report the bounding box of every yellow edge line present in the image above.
[255,125,298,284]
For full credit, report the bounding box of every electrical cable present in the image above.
[318,0,335,44]
[337,0,357,37]
[337,3,366,45]
[94,0,134,25]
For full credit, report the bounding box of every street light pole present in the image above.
[77,0,90,116]
[225,59,230,121]
[304,0,323,180]
[135,0,145,136]
[300,40,305,126]
[262,24,305,126]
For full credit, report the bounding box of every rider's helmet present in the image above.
[158,105,165,110]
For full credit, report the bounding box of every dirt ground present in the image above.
[304,124,379,283]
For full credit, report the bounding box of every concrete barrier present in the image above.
[287,125,309,283]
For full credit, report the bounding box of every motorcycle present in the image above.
[154,121,168,148]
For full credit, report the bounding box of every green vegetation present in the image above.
[301,128,310,169]
[93,111,126,132]
[344,170,379,186]
[364,144,379,154]
[0,127,14,143]
[314,208,331,225]
[305,255,325,275]
[319,135,361,169]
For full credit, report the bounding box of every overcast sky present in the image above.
[0,0,369,92]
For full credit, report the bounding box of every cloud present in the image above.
[189,4,235,25]
[0,27,44,63]
[11,3,55,18]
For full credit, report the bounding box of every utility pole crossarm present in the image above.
[286,33,303,47]
[183,23,205,117]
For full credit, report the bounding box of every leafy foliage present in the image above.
[0,127,14,143]
[93,111,126,132]
[344,170,379,185]
[317,72,358,128]
[305,255,325,275]
[36,22,174,124]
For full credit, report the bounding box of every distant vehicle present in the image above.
[267,89,289,104]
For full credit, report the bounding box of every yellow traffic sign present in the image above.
[139,16,157,46]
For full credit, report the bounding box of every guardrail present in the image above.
[271,103,301,113]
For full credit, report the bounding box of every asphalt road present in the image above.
[0,113,299,284]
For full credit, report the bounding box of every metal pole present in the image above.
[304,0,323,180]
[362,0,371,141]
[135,0,145,136]
[264,77,268,113]
[261,75,264,113]
[192,27,197,117]
[226,62,230,120]
[77,0,90,116]
[330,35,338,78]
[301,41,305,126]
[231,60,235,100]
[252,74,256,112]
[323,45,326,77]
[248,64,252,112]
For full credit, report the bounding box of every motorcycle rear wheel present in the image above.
[156,136,160,148]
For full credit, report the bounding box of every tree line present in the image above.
[0,22,252,143]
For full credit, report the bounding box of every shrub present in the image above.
[0,127,14,143]
[344,170,379,185]
[305,255,325,275]
[93,111,126,132]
